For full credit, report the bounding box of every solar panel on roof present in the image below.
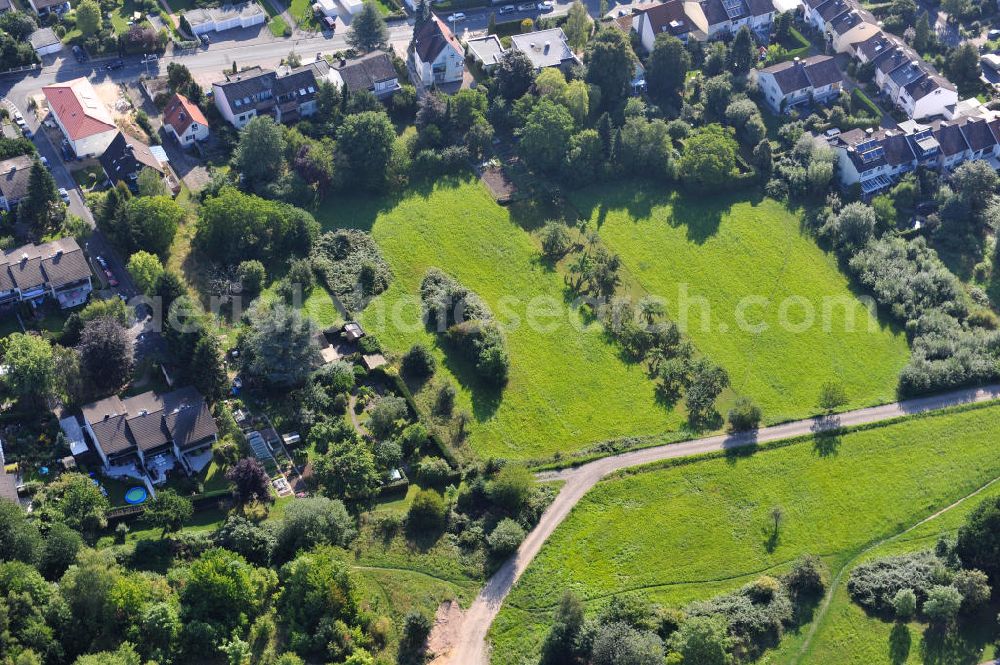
[855,138,879,153]
[859,145,885,164]
[722,0,744,18]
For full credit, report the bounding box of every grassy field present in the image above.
[490,403,1000,664]
[573,186,910,424]
[318,178,689,462]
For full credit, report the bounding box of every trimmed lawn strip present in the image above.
[491,402,1000,664]
[319,178,687,462]
[573,185,910,425]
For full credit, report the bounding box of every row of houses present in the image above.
[802,0,959,120]
[0,237,92,310]
[827,112,1000,193]
[625,0,779,51]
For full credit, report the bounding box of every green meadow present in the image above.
[573,186,911,424]
[490,403,1000,664]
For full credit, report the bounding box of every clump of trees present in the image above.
[309,230,392,311]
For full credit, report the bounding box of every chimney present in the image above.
[55,249,63,258]
[865,127,874,135]
[340,57,346,67]
[544,41,550,54]
[794,56,801,67]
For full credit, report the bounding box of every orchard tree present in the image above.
[78,317,133,394]
[335,110,396,190]
[126,250,163,295]
[226,458,272,505]
[233,116,286,188]
[144,489,193,537]
[679,124,738,191]
[76,0,102,36]
[646,34,690,110]
[347,1,389,52]
[684,357,729,423]
[818,380,848,413]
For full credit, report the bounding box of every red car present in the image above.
[104,268,118,287]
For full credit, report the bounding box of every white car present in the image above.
[537,0,553,10]
[58,188,70,203]
[447,12,465,21]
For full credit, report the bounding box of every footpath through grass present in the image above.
[490,402,1000,664]
[319,178,688,462]
[573,186,910,424]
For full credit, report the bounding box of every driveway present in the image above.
[436,382,1000,665]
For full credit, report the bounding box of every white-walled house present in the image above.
[693,0,775,38]
[410,16,465,88]
[754,55,844,114]
[333,52,402,98]
[832,128,916,195]
[163,93,210,145]
[0,238,92,310]
[828,10,878,54]
[42,78,118,157]
[899,75,958,120]
[183,2,265,34]
[632,0,698,52]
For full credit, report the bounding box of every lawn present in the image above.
[268,15,289,37]
[490,402,1000,664]
[573,186,910,425]
[318,178,689,462]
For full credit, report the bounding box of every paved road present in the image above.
[440,383,1000,665]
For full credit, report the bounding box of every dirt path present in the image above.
[436,383,1000,665]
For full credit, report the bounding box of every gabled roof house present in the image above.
[42,78,118,157]
[410,16,465,88]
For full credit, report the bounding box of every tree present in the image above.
[274,497,355,561]
[181,548,272,636]
[488,464,535,514]
[0,499,42,565]
[19,159,63,235]
[913,11,932,52]
[233,116,286,188]
[922,585,962,624]
[347,1,388,52]
[213,516,275,565]
[78,317,133,394]
[563,1,591,51]
[824,201,876,252]
[754,139,773,174]
[892,588,917,619]
[585,28,634,111]
[238,300,319,388]
[591,622,664,665]
[618,116,674,180]
[335,110,395,190]
[495,49,536,101]
[951,160,999,213]
[646,34,690,110]
[190,333,227,400]
[727,25,755,75]
[36,472,110,533]
[401,344,436,378]
[540,591,585,665]
[407,488,447,531]
[126,250,163,295]
[144,489,193,537]
[521,99,575,174]
[154,269,187,319]
[1,332,55,404]
[540,221,572,258]
[951,569,991,611]
[679,124,738,192]
[702,74,732,117]
[136,167,168,197]
[237,259,266,297]
[669,615,729,665]
[727,396,762,431]
[818,380,848,413]
[946,42,981,90]
[121,195,185,257]
[278,546,357,660]
[75,0,102,36]
[684,358,729,423]
[956,495,1000,583]
[368,394,409,439]
[487,518,525,557]
[226,458,272,505]
[0,11,37,40]
[313,438,380,501]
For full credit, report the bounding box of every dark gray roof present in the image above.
[214,66,278,115]
[700,0,738,25]
[890,60,926,88]
[874,47,910,75]
[90,414,137,456]
[29,27,59,50]
[335,52,397,93]
[274,67,319,106]
[761,54,843,94]
[163,386,218,449]
[413,15,462,63]
[829,10,862,36]
[959,117,997,152]
[854,32,894,61]
[99,132,164,186]
[0,155,34,205]
[746,0,773,17]
[883,132,916,166]
[933,122,969,156]
[638,0,692,36]
[816,0,850,22]
[803,0,827,9]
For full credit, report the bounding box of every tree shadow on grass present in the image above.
[811,415,844,457]
[889,623,912,665]
[432,338,503,422]
[918,624,984,665]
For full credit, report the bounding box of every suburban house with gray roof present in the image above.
[632,0,703,52]
[409,15,465,88]
[754,55,844,114]
[694,0,775,38]
[333,51,401,98]
[99,132,168,192]
[78,387,218,486]
[0,155,35,212]
[0,238,92,310]
[29,26,62,56]
[183,1,265,34]
[212,64,322,128]
[510,28,580,71]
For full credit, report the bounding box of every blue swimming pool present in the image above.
[124,487,148,505]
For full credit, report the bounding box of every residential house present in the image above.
[26,0,68,16]
[0,238,92,309]
[872,46,910,91]
[466,35,506,72]
[933,121,971,170]
[899,74,957,120]
[632,0,699,52]
[29,27,62,57]
[43,78,118,157]
[99,132,168,192]
[828,10,878,54]
[510,28,580,71]
[832,128,916,195]
[213,65,321,128]
[852,31,895,65]
[885,58,926,104]
[162,93,209,145]
[805,0,848,33]
[183,2,266,35]
[410,15,465,88]
[78,387,218,484]
[332,51,402,99]
[0,155,34,212]
[694,0,776,38]
[754,55,844,114]
[956,116,998,161]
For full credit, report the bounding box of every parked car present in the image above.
[105,59,124,70]
[21,127,31,138]
[537,1,553,10]
[12,112,24,126]
[40,156,49,169]
[989,28,1000,40]
[447,12,465,21]
[72,45,86,63]
[58,188,70,203]
[516,3,535,11]
[95,256,108,269]
[105,270,119,287]
[200,34,210,45]
[499,4,515,13]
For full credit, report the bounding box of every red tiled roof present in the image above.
[162,93,208,136]
[42,78,116,141]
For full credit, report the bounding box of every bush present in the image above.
[923,585,962,624]
[486,517,525,558]
[401,344,436,378]
[892,588,917,619]
[847,551,939,614]
[435,383,457,416]
[407,489,447,531]
[416,456,453,486]
[727,396,762,432]
[784,555,826,599]
[488,464,535,515]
